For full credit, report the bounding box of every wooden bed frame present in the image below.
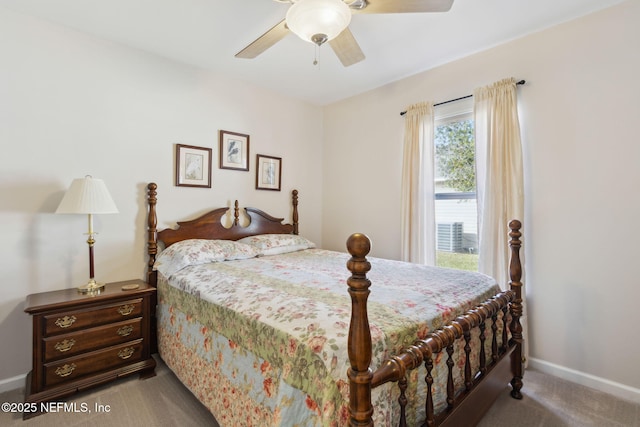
[345,228,524,427]
[145,182,524,426]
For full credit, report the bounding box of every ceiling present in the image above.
[0,0,624,105]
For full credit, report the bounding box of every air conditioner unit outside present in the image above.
[437,222,463,252]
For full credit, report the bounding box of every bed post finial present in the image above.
[508,219,524,399]
[147,183,158,285]
[292,189,299,235]
[346,233,374,427]
[233,200,240,226]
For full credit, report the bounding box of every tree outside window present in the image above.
[435,119,475,193]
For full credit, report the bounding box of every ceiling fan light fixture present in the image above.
[286,0,351,45]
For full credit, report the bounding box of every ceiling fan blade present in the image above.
[235,19,289,59]
[351,0,454,14]
[329,28,365,67]
[329,27,364,67]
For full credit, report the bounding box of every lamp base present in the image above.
[77,279,105,294]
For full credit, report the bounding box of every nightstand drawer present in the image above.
[43,318,142,362]
[44,339,144,387]
[43,298,143,336]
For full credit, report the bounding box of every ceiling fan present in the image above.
[235,0,454,67]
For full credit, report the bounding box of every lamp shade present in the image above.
[286,0,351,44]
[56,176,119,214]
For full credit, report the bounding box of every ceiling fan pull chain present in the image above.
[313,44,319,66]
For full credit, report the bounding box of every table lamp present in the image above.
[56,176,119,293]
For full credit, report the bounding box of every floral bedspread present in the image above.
[156,248,500,426]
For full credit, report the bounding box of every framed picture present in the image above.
[175,144,212,188]
[255,154,281,191]
[219,130,250,171]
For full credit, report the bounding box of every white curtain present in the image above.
[474,78,524,287]
[400,102,436,265]
[474,78,528,363]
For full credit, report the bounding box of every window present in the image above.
[433,98,479,271]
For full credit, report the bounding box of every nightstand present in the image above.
[23,279,156,419]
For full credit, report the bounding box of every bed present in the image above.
[145,183,524,426]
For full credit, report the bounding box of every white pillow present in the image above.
[153,239,259,277]
[238,234,316,256]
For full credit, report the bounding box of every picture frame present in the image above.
[219,130,250,171]
[255,154,282,191]
[175,144,212,188]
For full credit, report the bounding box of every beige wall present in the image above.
[0,7,323,385]
[323,1,640,399]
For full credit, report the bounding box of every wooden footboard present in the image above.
[346,221,524,427]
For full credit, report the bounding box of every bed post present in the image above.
[346,233,374,427]
[508,220,524,399]
[147,183,158,286]
[292,189,299,235]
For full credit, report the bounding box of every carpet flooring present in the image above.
[1,356,638,426]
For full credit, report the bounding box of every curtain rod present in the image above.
[399,79,526,116]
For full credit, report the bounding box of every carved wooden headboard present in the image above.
[146,182,299,284]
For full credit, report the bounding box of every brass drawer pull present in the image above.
[54,339,76,353]
[117,304,135,316]
[55,363,76,377]
[54,315,77,329]
[117,347,135,360]
[116,325,134,337]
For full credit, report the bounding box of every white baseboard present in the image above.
[528,357,640,404]
[0,373,26,394]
